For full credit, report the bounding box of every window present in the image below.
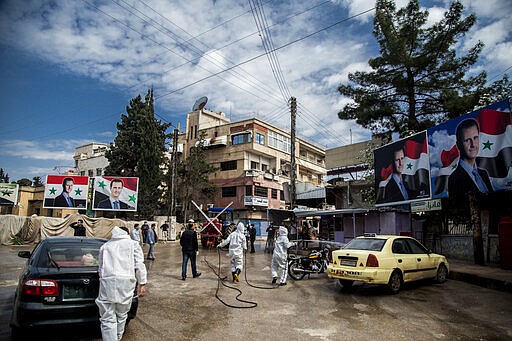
[220,160,237,171]
[80,171,86,176]
[256,133,265,145]
[254,186,267,197]
[245,185,252,196]
[231,132,252,145]
[271,189,278,199]
[280,190,284,201]
[96,168,102,176]
[88,169,94,177]
[232,135,244,145]
[268,130,291,153]
[261,164,268,172]
[222,186,237,197]
[250,161,259,170]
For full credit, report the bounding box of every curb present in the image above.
[449,270,512,294]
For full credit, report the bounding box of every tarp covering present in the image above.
[0,214,157,245]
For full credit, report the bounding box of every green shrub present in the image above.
[12,236,24,245]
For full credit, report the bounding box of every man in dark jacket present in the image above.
[70,219,86,236]
[180,219,201,280]
[248,224,256,253]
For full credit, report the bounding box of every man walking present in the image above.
[96,226,147,341]
[180,219,201,280]
[248,224,256,253]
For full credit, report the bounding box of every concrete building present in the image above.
[180,108,327,225]
[73,142,109,177]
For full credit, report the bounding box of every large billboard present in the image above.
[92,176,138,211]
[375,132,431,205]
[43,175,89,209]
[428,99,512,199]
[374,98,511,205]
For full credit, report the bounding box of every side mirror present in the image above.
[18,251,31,259]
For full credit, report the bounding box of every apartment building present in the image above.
[180,108,327,223]
[73,142,109,177]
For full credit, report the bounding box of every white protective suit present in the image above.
[218,222,247,275]
[96,227,147,341]
[271,226,295,284]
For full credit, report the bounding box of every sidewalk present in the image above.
[448,259,512,294]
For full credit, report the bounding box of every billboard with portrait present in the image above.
[43,175,89,209]
[428,99,512,199]
[92,176,138,211]
[375,132,431,206]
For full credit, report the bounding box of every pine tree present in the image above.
[105,89,171,219]
[337,0,503,136]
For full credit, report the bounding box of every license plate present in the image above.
[63,284,96,300]
[340,259,357,267]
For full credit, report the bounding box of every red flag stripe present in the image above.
[404,139,427,159]
[477,109,512,135]
[380,164,392,180]
[101,177,139,191]
[46,175,89,185]
[440,144,459,167]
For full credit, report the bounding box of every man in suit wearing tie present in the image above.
[382,144,412,203]
[448,118,493,200]
[97,178,131,209]
[53,177,75,208]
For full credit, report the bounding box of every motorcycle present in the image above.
[287,245,331,280]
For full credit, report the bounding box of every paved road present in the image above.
[1,241,512,341]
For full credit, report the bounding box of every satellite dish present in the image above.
[192,96,208,111]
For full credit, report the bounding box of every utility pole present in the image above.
[290,97,297,210]
[170,128,179,216]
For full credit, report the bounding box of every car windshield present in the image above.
[37,242,103,268]
[343,238,386,251]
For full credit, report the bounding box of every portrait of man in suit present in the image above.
[53,177,75,208]
[97,178,131,210]
[381,144,412,203]
[448,118,493,199]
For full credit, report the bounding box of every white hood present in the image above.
[278,226,288,236]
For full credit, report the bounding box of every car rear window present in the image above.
[343,238,386,251]
[37,243,103,268]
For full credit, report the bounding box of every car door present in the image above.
[404,238,437,279]
[391,239,418,282]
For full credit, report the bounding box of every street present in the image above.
[1,241,512,341]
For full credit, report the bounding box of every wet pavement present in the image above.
[1,240,512,340]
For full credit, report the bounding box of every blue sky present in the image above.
[0,0,510,182]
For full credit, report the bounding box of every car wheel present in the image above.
[387,270,402,294]
[338,279,354,292]
[435,263,448,283]
[288,261,306,280]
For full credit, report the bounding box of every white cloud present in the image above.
[0,0,510,168]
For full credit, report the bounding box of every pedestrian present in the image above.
[248,224,256,253]
[217,222,247,283]
[180,219,201,280]
[160,221,169,242]
[69,218,86,236]
[145,223,157,260]
[131,223,142,244]
[96,226,147,341]
[271,226,295,286]
[141,221,149,244]
[265,223,276,253]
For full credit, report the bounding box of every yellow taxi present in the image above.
[327,234,449,294]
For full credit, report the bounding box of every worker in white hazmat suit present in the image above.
[271,226,295,286]
[96,226,147,341]
[217,222,247,282]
